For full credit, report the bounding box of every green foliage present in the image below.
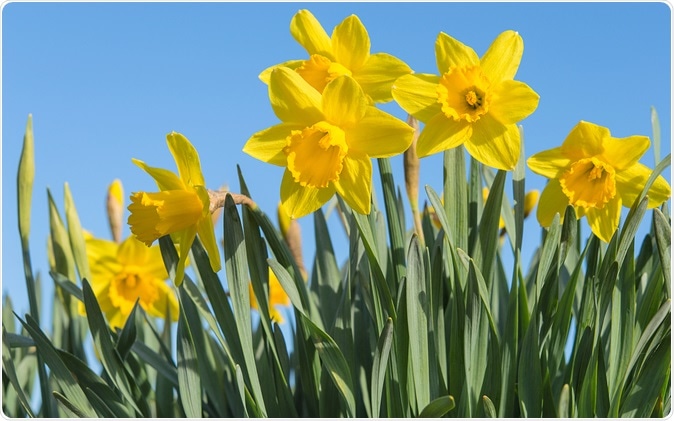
[2,114,671,418]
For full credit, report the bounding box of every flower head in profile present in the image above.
[128,132,221,285]
[259,9,411,103]
[392,30,539,170]
[527,121,671,242]
[243,68,414,218]
[78,235,179,329]
[249,269,291,324]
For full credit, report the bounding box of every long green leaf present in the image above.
[222,194,267,415]
[406,235,430,411]
[371,317,393,418]
[18,314,97,418]
[2,327,35,417]
[176,293,202,418]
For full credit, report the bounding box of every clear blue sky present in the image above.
[3,2,671,323]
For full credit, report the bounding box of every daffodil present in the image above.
[392,30,539,170]
[249,269,291,324]
[127,132,221,286]
[243,68,414,218]
[259,9,411,103]
[527,121,671,242]
[78,235,179,329]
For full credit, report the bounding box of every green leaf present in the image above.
[406,235,430,411]
[378,157,406,285]
[81,279,145,416]
[444,147,467,251]
[63,183,91,282]
[176,293,202,418]
[57,349,132,417]
[235,365,249,417]
[651,106,661,164]
[2,327,35,417]
[418,395,456,417]
[221,194,267,415]
[18,314,97,418]
[620,334,670,417]
[653,208,670,287]
[475,169,506,283]
[370,317,394,418]
[303,315,356,417]
[130,340,178,387]
[48,189,76,282]
[53,391,90,418]
[517,315,542,416]
[115,300,140,360]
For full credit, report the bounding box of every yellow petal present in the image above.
[174,227,197,286]
[601,135,650,171]
[331,14,370,70]
[416,113,471,158]
[560,121,610,161]
[322,75,368,128]
[616,162,672,208]
[392,73,442,123]
[243,123,303,166]
[149,281,179,322]
[144,244,170,280]
[269,67,324,125]
[488,80,539,125]
[536,179,571,227]
[354,53,411,103]
[527,147,572,179]
[464,117,519,170]
[435,32,479,74]
[334,152,372,215]
[280,169,335,219]
[259,60,305,84]
[585,196,622,243]
[268,270,291,306]
[132,158,185,191]
[480,30,523,83]
[167,132,205,187]
[346,106,414,158]
[117,235,149,266]
[290,9,333,58]
[196,209,222,274]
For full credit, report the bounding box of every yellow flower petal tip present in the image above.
[393,30,538,170]
[528,121,671,242]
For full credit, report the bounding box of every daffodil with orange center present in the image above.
[127,132,221,285]
[527,121,671,242]
[259,9,411,103]
[78,235,179,330]
[248,269,291,324]
[392,30,539,170]
[243,68,414,218]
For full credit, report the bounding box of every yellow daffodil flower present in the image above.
[259,9,411,103]
[527,121,671,242]
[243,68,414,218]
[392,30,539,170]
[127,132,221,286]
[78,235,179,330]
[249,269,291,324]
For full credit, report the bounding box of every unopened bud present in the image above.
[523,190,540,219]
[106,179,124,243]
[404,115,424,244]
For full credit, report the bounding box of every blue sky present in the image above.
[2,2,671,324]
